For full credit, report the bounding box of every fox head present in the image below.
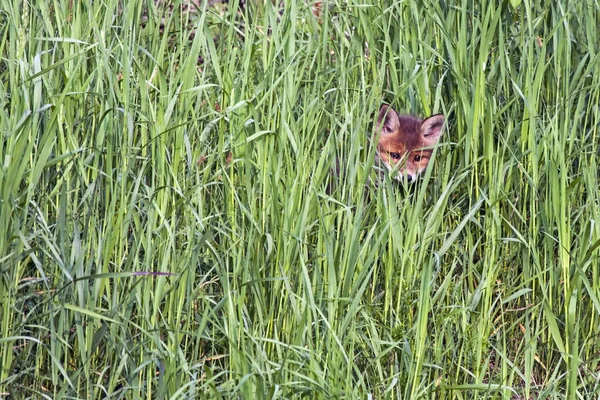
[375,105,445,183]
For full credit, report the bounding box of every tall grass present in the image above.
[1,0,599,398]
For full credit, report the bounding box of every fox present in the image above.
[375,105,445,183]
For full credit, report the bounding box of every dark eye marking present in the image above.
[390,152,401,160]
[413,150,432,162]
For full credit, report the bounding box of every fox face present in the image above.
[375,105,445,183]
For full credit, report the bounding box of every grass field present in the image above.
[1,0,600,398]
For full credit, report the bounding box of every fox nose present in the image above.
[406,175,413,183]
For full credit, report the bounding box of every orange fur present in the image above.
[375,105,445,182]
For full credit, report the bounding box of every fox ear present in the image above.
[420,114,444,145]
[377,105,400,136]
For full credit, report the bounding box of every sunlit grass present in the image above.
[1,0,599,398]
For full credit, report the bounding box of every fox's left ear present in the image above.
[420,114,445,145]
[377,105,400,136]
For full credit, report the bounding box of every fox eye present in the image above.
[414,155,422,162]
[390,152,401,160]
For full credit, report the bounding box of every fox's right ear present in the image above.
[420,114,445,145]
[377,105,400,136]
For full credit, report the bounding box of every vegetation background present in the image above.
[1,0,599,398]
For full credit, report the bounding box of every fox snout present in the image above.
[375,105,445,182]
